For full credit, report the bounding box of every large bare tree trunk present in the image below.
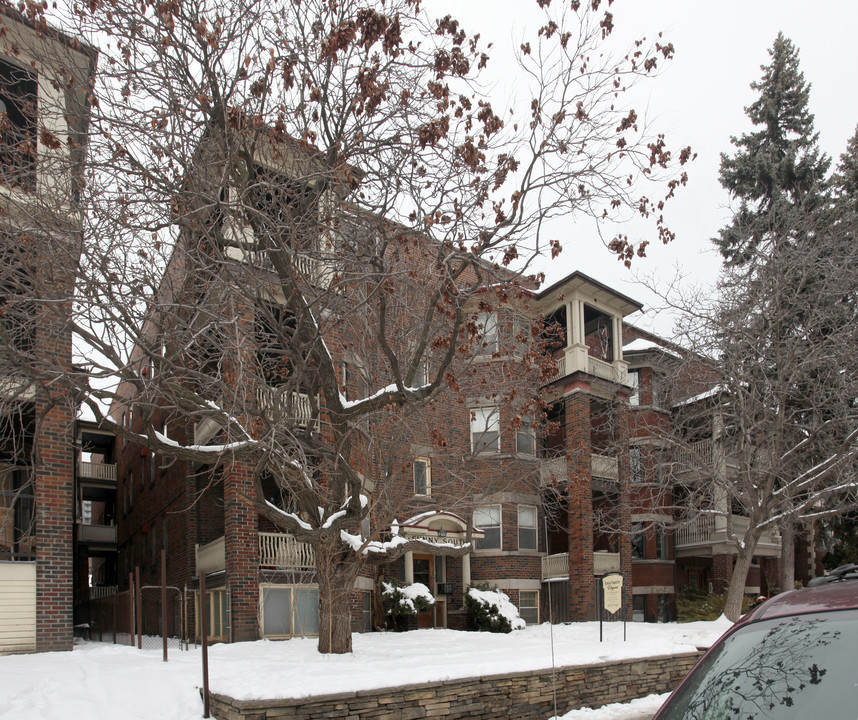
[723,532,760,622]
[316,543,359,654]
[779,520,795,593]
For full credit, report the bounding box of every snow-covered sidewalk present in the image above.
[0,619,729,720]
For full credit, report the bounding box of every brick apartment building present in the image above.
[0,8,95,653]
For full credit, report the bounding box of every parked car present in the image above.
[652,574,858,719]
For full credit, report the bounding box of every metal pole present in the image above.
[128,576,135,646]
[183,583,189,651]
[599,577,603,643]
[200,572,210,718]
[112,591,117,645]
[161,549,168,661]
[135,566,142,650]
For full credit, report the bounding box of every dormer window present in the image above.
[0,60,37,189]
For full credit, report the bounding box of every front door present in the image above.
[412,555,434,628]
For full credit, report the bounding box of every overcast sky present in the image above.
[427,0,858,335]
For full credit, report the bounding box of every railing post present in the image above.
[135,566,142,649]
[200,572,210,718]
[162,549,168,662]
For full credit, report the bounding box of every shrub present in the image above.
[676,587,752,622]
[381,580,434,630]
[465,585,525,633]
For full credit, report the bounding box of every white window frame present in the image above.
[476,311,498,356]
[515,416,535,455]
[260,584,320,639]
[470,405,500,454]
[630,445,643,483]
[413,457,431,496]
[518,505,538,550]
[474,505,502,550]
[519,590,539,625]
[628,369,641,406]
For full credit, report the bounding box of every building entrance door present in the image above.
[412,555,434,628]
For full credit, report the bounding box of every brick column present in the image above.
[35,395,75,652]
[614,399,633,620]
[223,459,259,641]
[565,390,594,620]
[712,554,733,594]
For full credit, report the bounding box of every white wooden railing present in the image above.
[76,523,117,544]
[675,439,714,468]
[255,389,319,430]
[77,461,117,482]
[540,551,621,579]
[549,348,627,384]
[591,453,619,481]
[593,552,621,576]
[674,516,715,546]
[258,532,316,569]
[89,585,118,600]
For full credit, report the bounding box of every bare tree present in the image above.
[3,0,691,652]
[659,212,858,620]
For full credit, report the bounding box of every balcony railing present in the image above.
[259,532,316,570]
[255,388,319,430]
[76,522,117,544]
[77,461,117,482]
[591,453,618,481]
[89,585,118,600]
[675,514,780,548]
[196,536,226,575]
[549,347,628,385]
[539,457,567,485]
[675,439,714,468]
[540,551,621,579]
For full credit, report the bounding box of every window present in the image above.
[261,585,320,638]
[515,416,535,455]
[518,505,537,550]
[413,457,431,496]
[630,446,643,483]
[631,522,645,558]
[0,59,37,188]
[519,591,539,625]
[149,452,157,487]
[633,595,646,622]
[476,311,498,356]
[656,527,669,560]
[628,369,641,406]
[474,506,501,550]
[470,406,500,453]
[0,466,35,560]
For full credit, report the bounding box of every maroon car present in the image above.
[652,570,858,720]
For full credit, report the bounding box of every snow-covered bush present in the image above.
[381,581,435,630]
[466,586,526,633]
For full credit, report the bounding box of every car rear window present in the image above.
[657,609,858,719]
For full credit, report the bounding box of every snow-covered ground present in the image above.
[0,618,731,720]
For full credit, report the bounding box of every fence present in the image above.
[76,550,189,657]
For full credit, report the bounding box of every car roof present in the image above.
[742,580,858,623]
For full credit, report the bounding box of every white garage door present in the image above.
[0,562,36,653]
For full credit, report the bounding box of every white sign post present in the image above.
[599,572,626,642]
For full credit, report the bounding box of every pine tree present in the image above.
[832,126,858,214]
[716,33,830,265]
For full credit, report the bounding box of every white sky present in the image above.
[426,0,858,335]
[0,618,729,719]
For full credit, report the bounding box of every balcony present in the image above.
[76,522,117,544]
[591,453,618,481]
[539,457,567,485]
[259,532,316,570]
[77,461,117,483]
[675,515,781,557]
[550,346,628,385]
[541,551,621,580]
[195,533,316,575]
[255,388,319,430]
[675,439,714,468]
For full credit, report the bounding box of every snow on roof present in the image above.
[623,337,681,360]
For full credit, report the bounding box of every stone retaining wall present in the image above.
[208,651,703,720]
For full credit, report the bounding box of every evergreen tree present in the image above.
[716,33,830,265]
[832,126,858,214]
